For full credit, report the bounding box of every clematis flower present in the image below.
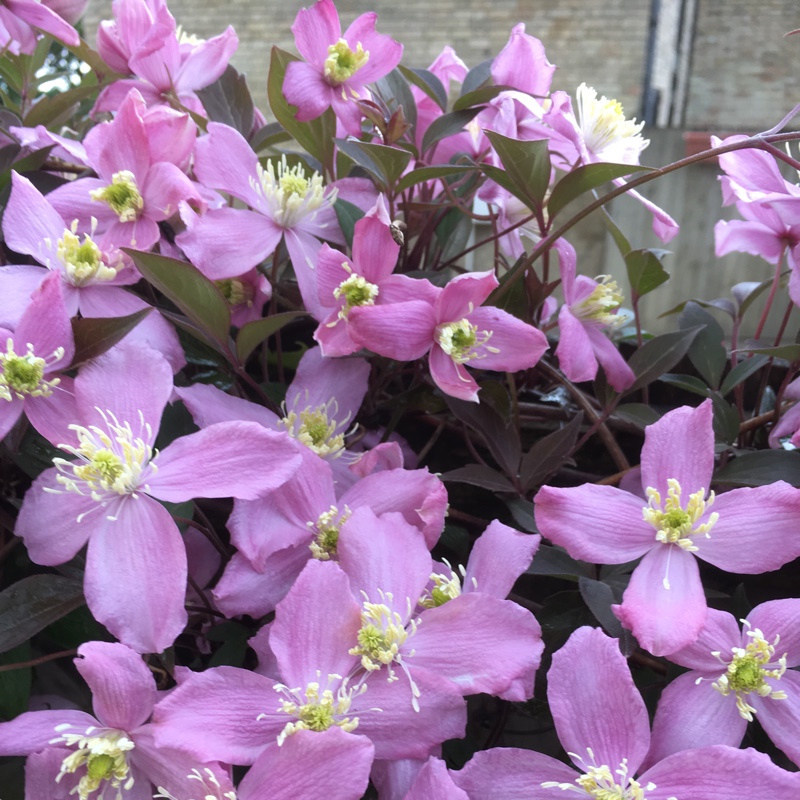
[0,0,80,55]
[1,171,185,372]
[93,0,238,114]
[176,123,345,320]
[543,84,679,243]
[152,559,467,774]
[0,641,234,800]
[644,599,800,769]
[46,89,205,252]
[0,272,76,444]
[442,627,800,799]
[314,197,439,356]
[347,270,549,402]
[283,0,403,136]
[211,446,448,618]
[554,236,635,392]
[14,344,301,653]
[534,399,800,656]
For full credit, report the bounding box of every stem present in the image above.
[0,649,77,672]
[754,249,786,342]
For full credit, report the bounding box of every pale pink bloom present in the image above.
[445,627,800,799]
[644,600,800,769]
[94,0,238,114]
[535,400,800,656]
[348,270,549,402]
[15,344,301,653]
[555,237,635,392]
[283,0,403,136]
[0,272,75,444]
[491,23,555,98]
[0,641,233,799]
[0,0,80,55]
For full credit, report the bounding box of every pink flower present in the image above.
[644,600,800,769]
[534,400,800,656]
[554,237,635,391]
[283,0,403,136]
[348,270,549,402]
[15,344,301,653]
[0,641,233,799]
[444,627,800,799]
[0,0,80,55]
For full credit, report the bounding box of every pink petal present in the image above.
[342,16,403,86]
[175,26,238,93]
[429,344,479,401]
[556,306,599,383]
[640,400,714,501]
[150,421,301,502]
[436,271,498,324]
[585,324,636,392]
[466,306,548,372]
[643,670,745,771]
[291,0,341,64]
[84,496,188,653]
[747,599,800,667]
[548,627,650,774]
[695,482,800,573]
[348,300,436,361]
[175,382,280,430]
[714,219,784,263]
[270,560,362,687]
[284,227,326,321]
[239,728,373,800]
[351,213,400,283]
[0,709,97,756]
[666,607,742,671]
[283,60,335,122]
[15,272,74,369]
[405,757,467,800]
[411,592,543,697]
[152,666,275,764]
[0,265,46,328]
[90,90,150,182]
[533,484,654,562]
[4,173,63,265]
[141,161,203,222]
[754,670,800,767]
[464,521,541,598]
[74,641,156,730]
[613,545,707,657]
[491,23,555,97]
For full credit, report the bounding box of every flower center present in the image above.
[308,505,352,560]
[542,753,661,800]
[52,724,135,800]
[334,270,379,319]
[49,410,157,515]
[280,402,346,459]
[0,339,65,402]
[435,319,495,365]
[575,83,648,160]
[573,276,625,327]
[215,278,254,308]
[57,224,120,286]
[711,624,788,721]
[155,768,237,800]
[324,39,369,85]
[643,478,718,552]
[255,155,334,229]
[419,561,471,608]
[270,674,364,746]
[89,170,144,223]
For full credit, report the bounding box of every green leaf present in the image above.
[719,354,769,396]
[527,544,593,580]
[736,344,800,363]
[0,643,31,720]
[709,391,740,444]
[196,64,255,136]
[123,249,231,348]
[738,274,785,319]
[441,465,516,493]
[611,402,662,428]
[484,131,551,209]
[398,65,447,111]
[548,162,651,220]
[658,373,710,397]
[334,139,412,191]
[461,59,493,95]
[420,108,482,156]
[249,121,292,152]
[578,577,625,638]
[267,47,337,171]
[679,301,727,389]
[0,575,85,654]
[452,83,512,111]
[396,164,476,193]
[625,248,670,297]
[626,326,704,393]
[601,207,631,256]
[714,450,800,487]
[236,311,308,363]
[23,82,103,128]
[334,198,365,249]
[69,308,152,367]
[520,412,583,492]
[373,67,417,130]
